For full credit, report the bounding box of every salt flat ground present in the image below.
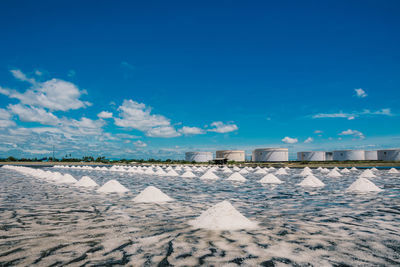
[0,167,399,266]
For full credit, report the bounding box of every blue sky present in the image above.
[0,0,399,160]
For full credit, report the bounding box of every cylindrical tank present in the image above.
[216,150,245,162]
[333,150,365,161]
[325,152,333,161]
[297,151,326,161]
[252,148,288,162]
[365,151,378,160]
[185,152,213,162]
[377,149,400,161]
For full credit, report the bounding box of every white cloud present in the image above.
[146,126,181,138]
[8,104,60,126]
[0,108,16,128]
[312,112,356,120]
[282,136,298,144]
[304,137,313,143]
[114,99,181,138]
[34,70,43,76]
[339,129,365,139]
[355,88,367,98]
[208,121,238,133]
[10,69,36,84]
[312,108,393,120]
[314,130,323,134]
[97,111,113,119]
[179,126,205,135]
[1,74,91,111]
[133,140,147,147]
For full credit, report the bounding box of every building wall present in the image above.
[365,151,378,160]
[297,151,326,161]
[377,149,400,161]
[252,148,288,162]
[185,152,213,162]
[333,150,365,161]
[216,150,245,162]
[325,152,333,161]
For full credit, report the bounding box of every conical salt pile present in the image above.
[133,186,173,203]
[359,169,376,178]
[327,169,342,177]
[188,200,258,230]
[226,172,247,182]
[298,175,325,187]
[275,168,287,175]
[341,168,350,174]
[166,169,179,176]
[299,169,313,177]
[259,173,282,184]
[181,171,196,178]
[254,169,267,174]
[75,176,98,187]
[200,170,219,180]
[371,167,378,172]
[350,167,358,171]
[346,178,383,193]
[320,168,330,173]
[388,168,399,174]
[57,174,78,184]
[144,168,155,175]
[155,169,167,176]
[97,180,129,193]
[239,168,249,174]
[233,166,240,171]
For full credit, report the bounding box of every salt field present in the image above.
[1,165,400,266]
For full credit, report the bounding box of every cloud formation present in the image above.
[208,121,238,133]
[312,108,393,120]
[304,137,313,143]
[355,88,367,98]
[97,111,113,119]
[282,136,298,144]
[339,129,365,139]
[179,126,206,135]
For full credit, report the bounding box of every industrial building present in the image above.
[297,151,326,161]
[333,150,365,161]
[185,152,213,162]
[325,152,333,161]
[216,150,245,162]
[365,150,378,160]
[252,148,288,162]
[377,149,400,161]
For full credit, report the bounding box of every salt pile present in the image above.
[200,170,219,180]
[299,168,313,177]
[254,169,267,174]
[222,168,233,173]
[226,172,247,182]
[259,174,282,184]
[371,167,378,172]
[341,168,350,174]
[320,168,330,173]
[133,186,173,203]
[166,169,179,176]
[144,168,155,175]
[97,180,129,193]
[350,167,358,171]
[298,175,325,188]
[388,168,399,174]
[75,176,98,187]
[275,168,287,175]
[56,174,78,184]
[359,169,376,178]
[188,200,258,230]
[346,178,383,193]
[239,169,249,174]
[181,171,196,178]
[327,169,342,177]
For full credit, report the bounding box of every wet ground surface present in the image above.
[0,167,399,266]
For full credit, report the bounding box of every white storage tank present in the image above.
[365,151,378,160]
[216,150,245,162]
[297,151,326,161]
[185,152,213,163]
[333,150,365,161]
[252,148,288,162]
[377,149,400,161]
[325,152,333,161]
